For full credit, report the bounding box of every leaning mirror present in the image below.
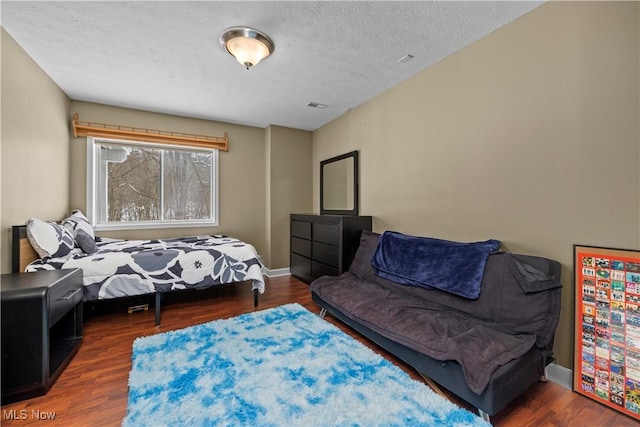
[320,150,359,215]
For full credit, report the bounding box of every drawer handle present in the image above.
[61,288,82,300]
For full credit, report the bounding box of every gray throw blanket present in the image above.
[311,231,562,394]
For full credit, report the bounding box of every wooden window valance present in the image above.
[71,114,228,151]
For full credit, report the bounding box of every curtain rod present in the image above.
[71,114,228,151]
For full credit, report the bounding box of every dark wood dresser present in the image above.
[290,214,372,284]
[1,269,83,403]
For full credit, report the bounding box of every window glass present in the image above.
[88,138,218,230]
[163,149,213,221]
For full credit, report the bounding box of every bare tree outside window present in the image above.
[164,150,212,220]
[106,146,160,221]
[95,141,215,225]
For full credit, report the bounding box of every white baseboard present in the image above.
[263,268,290,278]
[546,363,572,390]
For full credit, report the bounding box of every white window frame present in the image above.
[86,136,219,231]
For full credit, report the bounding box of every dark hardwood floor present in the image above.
[1,275,636,426]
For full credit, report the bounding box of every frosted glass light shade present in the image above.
[220,27,274,70]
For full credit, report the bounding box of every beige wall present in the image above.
[265,125,313,269]
[69,101,268,257]
[313,1,640,369]
[1,28,308,273]
[1,28,71,273]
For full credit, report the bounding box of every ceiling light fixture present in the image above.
[220,26,274,70]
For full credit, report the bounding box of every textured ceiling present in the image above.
[1,1,542,131]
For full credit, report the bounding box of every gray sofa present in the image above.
[310,231,562,422]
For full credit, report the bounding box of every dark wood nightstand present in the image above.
[1,269,83,403]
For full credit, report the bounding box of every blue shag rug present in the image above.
[124,303,489,427]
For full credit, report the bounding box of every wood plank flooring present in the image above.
[0,275,636,426]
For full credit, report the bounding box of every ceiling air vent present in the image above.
[307,102,328,109]
[398,54,415,63]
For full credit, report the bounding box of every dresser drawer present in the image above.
[312,260,339,278]
[291,237,311,258]
[312,241,339,268]
[290,253,312,278]
[313,223,339,245]
[290,214,372,284]
[291,220,311,239]
[49,276,83,325]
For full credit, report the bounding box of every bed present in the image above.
[12,220,265,325]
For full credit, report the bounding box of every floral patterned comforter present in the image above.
[26,235,265,301]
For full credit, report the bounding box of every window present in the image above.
[87,137,218,230]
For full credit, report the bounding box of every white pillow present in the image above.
[62,210,98,254]
[26,218,75,259]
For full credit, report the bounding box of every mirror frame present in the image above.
[320,150,359,215]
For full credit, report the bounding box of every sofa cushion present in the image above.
[349,231,387,282]
[311,272,537,394]
[348,231,562,349]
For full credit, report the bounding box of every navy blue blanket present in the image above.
[371,231,501,299]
